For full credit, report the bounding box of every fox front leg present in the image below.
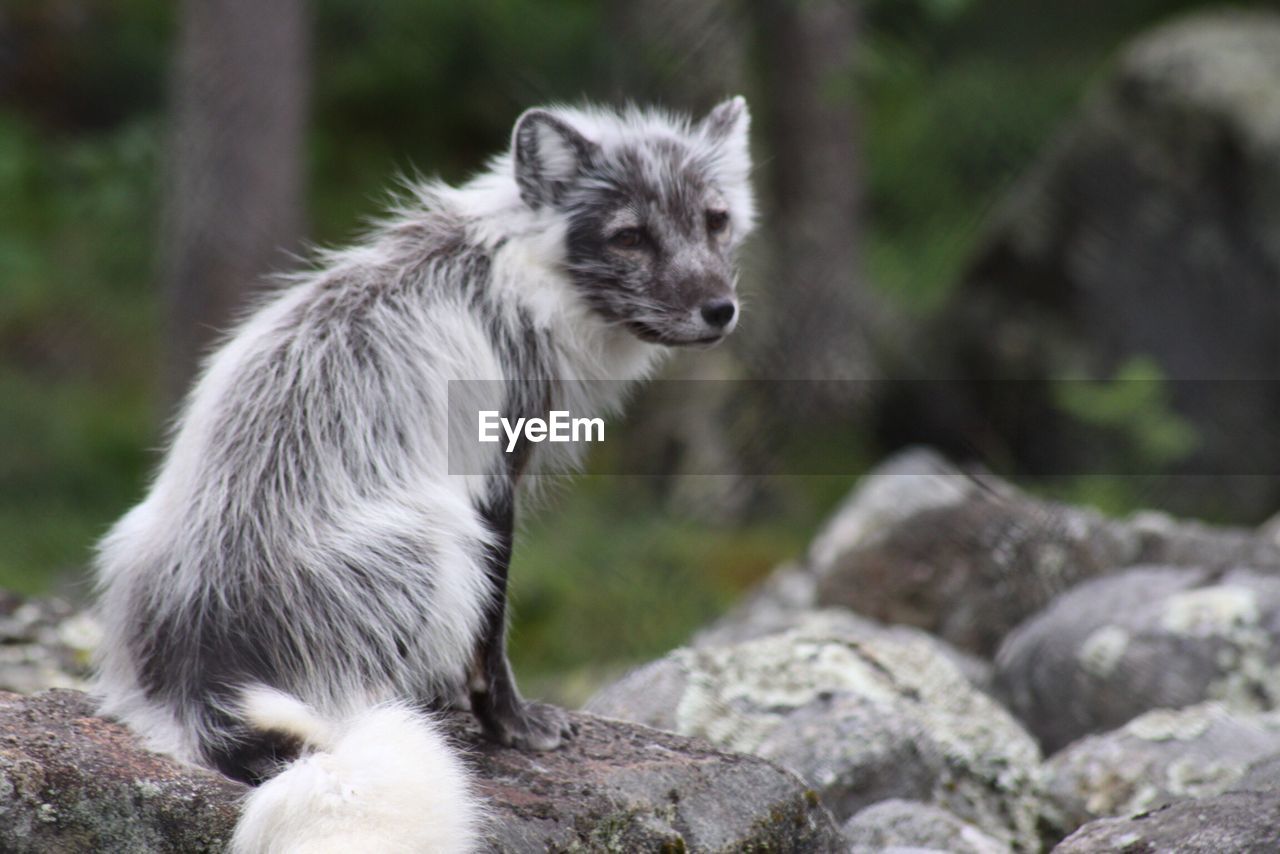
[469,490,574,750]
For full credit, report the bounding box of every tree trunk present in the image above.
[162,0,309,404]
[750,0,884,407]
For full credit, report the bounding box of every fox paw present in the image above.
[486,700,575,751]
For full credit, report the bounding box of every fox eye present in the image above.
[609,227,645,249]
[706,209,730,235]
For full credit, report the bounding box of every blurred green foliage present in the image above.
[1054,357,1200,470]
[308,0,608,242]
[0,113,160,592]
[0,0,1233,684]
[509,477,818,701]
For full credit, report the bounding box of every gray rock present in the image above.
[1051,790,1280,853]
[792,449,1280,657]
[842,800,1012,854]
[0,690,241,853]
[1043,703,1280,835]
[0,592,98,695]
[588,613,1043,849]
[995,565,1280,752]
[914,10,1280,522]
[1237,753,1280,792]
[0,689,841,853]
[696,606,995,698]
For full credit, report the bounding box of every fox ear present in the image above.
[512,110,597,210]
[699,96,750,147]
[699,96,755,235]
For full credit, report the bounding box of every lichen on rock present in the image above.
[589,612,1044,850]
[1043,703,1280,835]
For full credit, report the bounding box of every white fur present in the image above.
[231,689,481,854]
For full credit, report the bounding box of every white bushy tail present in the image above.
[230,687,482,854]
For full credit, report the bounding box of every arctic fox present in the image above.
[92,98,755,851]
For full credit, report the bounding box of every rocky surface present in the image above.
[1042,703,1280,835]
[15,445,1280,851]
[0,592,98,695]
[1236,752,1280,791]
[995,565,1280,752]
[842,799,1012,854]
[904,10,1280,522]
[735,448,1280,657]
[805,449,1130,657]
[0,689,841,853]
[0,690,241,853]
[1052,790,1280,853]
[695,606,995,694]
[13,440,1280,851]
[588,612,1043,850]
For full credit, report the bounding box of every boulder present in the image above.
[0,592,98,695]
[587,612,1043,849]
[0,690,241,853]
[0,689,841,853]
[694,607,995,694]
[995,565,1280,752]
[908,10,1280,521]
[842,799,1012,854]
[753,448,1280,657]
[1236,753,1280,792]
[1042,703,1280,835]
[1052,790,1280,853]
[806,449,1130,656]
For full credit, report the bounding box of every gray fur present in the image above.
[92,99,755,784]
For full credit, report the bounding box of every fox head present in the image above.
[511,98,755,348]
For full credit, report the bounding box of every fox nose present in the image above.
[700,299,737,329]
